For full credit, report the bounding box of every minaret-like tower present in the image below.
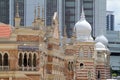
[34,6,37,22]
[41,7,45,26]
[37,4,40,19]
[14,2,21,28]
[32,6,38,30]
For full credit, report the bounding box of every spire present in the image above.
[37,3,40,19]
[52,12,59,39]
[16,2,19,18]
[42,7,45,20]
[34,6,37,21]
[80,5,85,20]
[15,0,21,28]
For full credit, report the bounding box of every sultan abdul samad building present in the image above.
[0,4,110,80]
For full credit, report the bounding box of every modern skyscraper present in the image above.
[45,0,106,38]
[45,0,57,26]
[64,0,76,37]
[0,0,26,26]
[0,0,10,24]
[106,11,114,31]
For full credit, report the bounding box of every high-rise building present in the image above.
[45,0,106,38]
[0,0,26,26]
[0,0,10,24]
[45,0,57,26]
[106,11,114,31]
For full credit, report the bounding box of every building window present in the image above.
[0,53,2,70]
[68,61,71,71]
[3,53,9,70]
[33,53,36,67]
[28,53,32,67]
[0,54,2,66]
[80,63,84,69]
[18,52,38,71]
[18,53,22,67]
[23,53,27,67]
[0,52,9,71]
[68,61,74,71]
[97,71,100,79]
[3,53,8,66]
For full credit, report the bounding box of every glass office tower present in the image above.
[45,0,106,37]
[0,0,10,24]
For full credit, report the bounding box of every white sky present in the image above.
[107,0,120,30]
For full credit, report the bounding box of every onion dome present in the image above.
[74,7,92,41]
[95,42,107,50]
[95,35,108,46]
[88,35,94,42]
[0,23,12,38]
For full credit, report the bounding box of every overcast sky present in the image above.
[107,0,120,30]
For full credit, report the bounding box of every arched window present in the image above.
[23,53,27,67]
[71,62,73,71]
[79,48,84,57]
[0,54,2,66]
[33,54,36,67]
[68,61,74,71]
[28,53,32,67]
[80,63,84,69]
[68,61,71,71]
[3,53,8,66]
[18,53,23,67]
[97,71,100,79]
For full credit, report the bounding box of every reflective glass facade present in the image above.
[0,0,9,24]
[45,0,96,37]
[106,14,114,31]
[83,0,94,35]
[65,0,94,37]
[65,0,75,37]
[46,0,57,26]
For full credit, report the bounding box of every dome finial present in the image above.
[80,5,85,20]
